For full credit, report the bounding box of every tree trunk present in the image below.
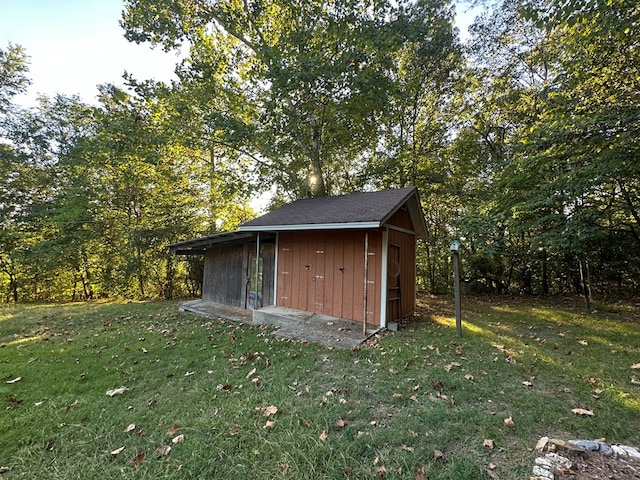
[136,245,146,298]
[10,275,18,303]
[541,248,549,295]
[164,254,175,300]
[579,258,591,311]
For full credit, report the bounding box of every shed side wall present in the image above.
[202,247,244,306]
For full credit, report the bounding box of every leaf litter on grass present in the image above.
[2,297,639,479]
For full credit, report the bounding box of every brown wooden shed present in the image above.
[170,187,427,328]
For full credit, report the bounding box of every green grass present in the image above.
[0,295,638,479]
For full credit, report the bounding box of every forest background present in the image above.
[1,0,638,303]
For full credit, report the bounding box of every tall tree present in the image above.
[122,0,458,198]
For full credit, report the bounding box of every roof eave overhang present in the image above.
[238,221,381,232]
[169,231,274,255]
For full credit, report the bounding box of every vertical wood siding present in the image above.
[276,230,382,325]
[202,247,244,306]
[202,243,275,308]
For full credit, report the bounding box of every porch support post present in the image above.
[273,232,279,305]
[255,232,260,309]
[380,229,388,328]
[363,231,369,335]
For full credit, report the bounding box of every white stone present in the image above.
[545,452,572,470]
[617,445,640,459]
[535,457,552,469]
[612,445,627,456]
[532,465,554,479]
[536,436,550,452]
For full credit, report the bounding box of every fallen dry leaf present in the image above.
[246,368,257,378]
[465,374,474,381]
[401,444,414,453]
[631,363,640,370]
[264,405,278,416]
[124,423,136,433]
[578,339,588,346]
[522,381,533,388]
[631,377,640,386]
[319,430,328,441]
[335,418,346,428]
[156,445,171,457]
[483,439,494,449]
[130,452,145,468]
[263,420,276,429]
[172,434,185,444]
[571,408,594,416]
[504,416,515,428]
[230,425,240,435]
[6,377,22,384]
[434,450,444,459]
[106,386,127,397]
[110,446,125,456]
[167,423,181,435]
[415,466,426,480]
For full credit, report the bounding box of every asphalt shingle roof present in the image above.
[240,187,419,229]
[171,187,426,254]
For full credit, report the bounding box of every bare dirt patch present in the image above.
[553,450,640,479]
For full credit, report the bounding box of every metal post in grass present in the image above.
[450,240,462,337]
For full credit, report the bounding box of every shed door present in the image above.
[276,232,378,324]
[245,252,263,310]
[387,243,401,323]
[276,240,331,315]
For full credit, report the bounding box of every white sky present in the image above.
[0,1,480,108]
[0,0,180,107]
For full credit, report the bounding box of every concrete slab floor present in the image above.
[178,301,380,349]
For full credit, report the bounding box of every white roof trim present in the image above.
[239,221,381,232]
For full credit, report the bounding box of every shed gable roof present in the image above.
[239,187,427,239]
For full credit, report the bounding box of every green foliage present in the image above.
[0,43,30,114]
[3,0,640,300]
[449,0,640,296]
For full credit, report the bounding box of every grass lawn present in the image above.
[1,295,639,479]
